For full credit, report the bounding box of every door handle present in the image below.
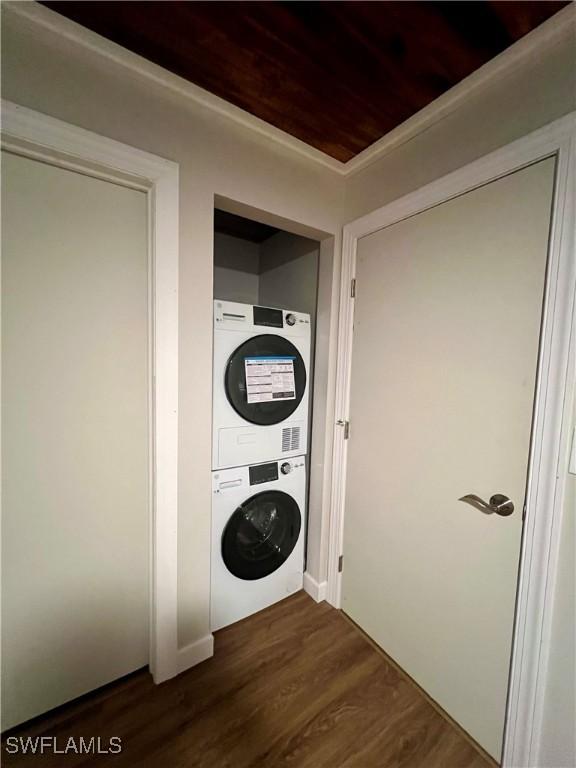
[458,493,514,516]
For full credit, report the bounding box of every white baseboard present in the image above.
[177,633,214,674]
[303,572,328,603]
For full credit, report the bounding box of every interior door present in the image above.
[1,151,149,729]
[341,158,555,760]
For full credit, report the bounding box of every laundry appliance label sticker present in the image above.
[244,356,296,403]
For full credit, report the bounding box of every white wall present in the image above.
[213,232,260,304]
[259,232,320,353]
[259,232,319,316]
[0,3,345,651]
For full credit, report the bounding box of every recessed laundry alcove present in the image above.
[212,205,335,605]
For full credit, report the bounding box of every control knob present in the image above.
[285,313,296,326]
[280,462,292,475]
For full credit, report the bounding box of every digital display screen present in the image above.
[253,306,283,328]
[249,462,279,486]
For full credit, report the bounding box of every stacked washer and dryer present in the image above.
[211,300,311,631]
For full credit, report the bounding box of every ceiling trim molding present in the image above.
[4,1,575,179]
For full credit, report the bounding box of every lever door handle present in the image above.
[458,493,514,516]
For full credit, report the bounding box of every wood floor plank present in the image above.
[1,592,495,768]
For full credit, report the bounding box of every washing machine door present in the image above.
[224,334,306,425]
[222,490,302,580]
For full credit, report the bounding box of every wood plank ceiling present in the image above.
[43,1,569,162]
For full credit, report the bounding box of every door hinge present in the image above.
[338,555,344,573]
[350,278,356,298]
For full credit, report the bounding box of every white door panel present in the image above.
[342,158,555,759]
[1,152,149,729]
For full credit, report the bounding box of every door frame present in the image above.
[328,112,576,766]
[1,100,181,684]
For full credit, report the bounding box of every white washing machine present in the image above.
[212,300,311,470]
[211,457,306,631]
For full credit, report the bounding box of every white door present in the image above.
[341,158,555,760]
[1,151,149,729]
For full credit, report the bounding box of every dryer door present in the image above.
[222,490,302,580]
[225,334,306,425]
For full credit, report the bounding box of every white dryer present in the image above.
[211,457,306,631]
[212,300,311,470]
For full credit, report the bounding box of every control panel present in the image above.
[213,458,305,495]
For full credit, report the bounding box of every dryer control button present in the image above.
[280,462,292,475]
[285,313,296,326]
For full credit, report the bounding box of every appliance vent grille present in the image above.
[282,426,301,453]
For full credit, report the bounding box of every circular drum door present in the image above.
[225,334,306,425]
[222,490,302,580]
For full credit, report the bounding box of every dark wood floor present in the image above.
[2,592,494,767]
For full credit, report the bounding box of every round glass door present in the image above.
[222,490,302,580]
[224,334,306,425]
